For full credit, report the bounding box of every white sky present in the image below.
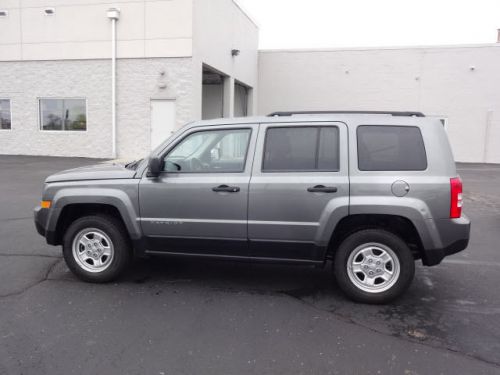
[236,0,500,49]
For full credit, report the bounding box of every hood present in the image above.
[45,163,137,183]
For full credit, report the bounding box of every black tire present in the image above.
[62,215,132,283]
[333,229,415,304]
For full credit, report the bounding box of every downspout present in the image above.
[107,8,120,159]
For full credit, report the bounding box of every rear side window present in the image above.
[263,126,339,172]
[357,125,427,171]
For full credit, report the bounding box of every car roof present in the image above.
[188,112,435,128]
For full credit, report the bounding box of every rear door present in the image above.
[248,122,349,262]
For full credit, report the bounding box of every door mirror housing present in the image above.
[148,156,163,177]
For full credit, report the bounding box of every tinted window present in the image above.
[164,128,251,173]
[357,125,427,171]
[263,126,339,172]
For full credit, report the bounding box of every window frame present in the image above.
[356,124,428,172]
[261,125,341,173]
[0,98,12,131]
[38,98,88,133]
[161,127,253,174]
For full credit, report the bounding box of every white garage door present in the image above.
[150,99,176,150]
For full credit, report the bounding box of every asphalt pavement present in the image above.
[1,155,500,375]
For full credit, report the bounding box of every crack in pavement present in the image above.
[0,258,62,299]
[277,287,500,370]
[1,259,499,370]
[187,281,500,369]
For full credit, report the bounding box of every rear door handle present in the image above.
[212,184,240,193]
[307,185,338,193]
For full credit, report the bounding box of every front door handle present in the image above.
[212,184,240,193]
[307,185,338,193]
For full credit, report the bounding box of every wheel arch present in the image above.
[47,189,141,245]
[54,203,131,245]
[327,214,425,261]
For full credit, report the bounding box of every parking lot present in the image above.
[1,155,500,374]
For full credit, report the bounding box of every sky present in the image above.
[236,0,500,49]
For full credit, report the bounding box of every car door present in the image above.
[139,124,258,257]
[248,122,349,262]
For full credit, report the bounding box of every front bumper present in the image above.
[34,205,58,244]
[34,205,46,236]
[421,215,471,266]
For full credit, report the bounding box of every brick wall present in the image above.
[0,57,194,159]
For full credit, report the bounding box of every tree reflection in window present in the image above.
[40,99,86,131]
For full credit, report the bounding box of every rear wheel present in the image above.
[62,215,131,283]
[333,229,415,304]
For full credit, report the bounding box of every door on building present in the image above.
[150,99,176,150]
[202,65,224,120]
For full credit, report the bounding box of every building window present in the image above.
[39,99,87,131]
[0,99,11,130]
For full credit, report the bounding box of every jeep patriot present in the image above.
[34,111,471,303]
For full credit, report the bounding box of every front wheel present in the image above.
[333,229,415,304]
[62,215,132,283]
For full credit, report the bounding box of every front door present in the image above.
[248,122,349,262]
[139,124,258,256]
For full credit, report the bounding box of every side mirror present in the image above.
[148,156,163,177]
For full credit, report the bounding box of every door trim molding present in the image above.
[138,217,319,226]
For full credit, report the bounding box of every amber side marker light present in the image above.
[40,200,51,209]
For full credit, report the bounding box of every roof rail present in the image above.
[267,111,425,117]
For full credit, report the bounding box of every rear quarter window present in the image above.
[357,125,427,171]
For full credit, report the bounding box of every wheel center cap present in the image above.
[362,257,382,276]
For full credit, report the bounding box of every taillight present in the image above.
[450,177,463,218]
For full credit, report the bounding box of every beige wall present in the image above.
[258,45,500,163]
[0,0,193,60]
[191,0,258,119]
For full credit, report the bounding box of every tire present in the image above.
[62,215,132,283]
[333,229,415,304]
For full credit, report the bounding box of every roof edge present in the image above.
[258,43,500,53]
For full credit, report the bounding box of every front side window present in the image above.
[40,99,87,131]
[0,99,11,130]
[357,125,427,171]
[263,126,339,172]
[164,128,251,173]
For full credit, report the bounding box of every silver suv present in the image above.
[34,111,471,304]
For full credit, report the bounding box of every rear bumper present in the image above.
[421,215,471,266]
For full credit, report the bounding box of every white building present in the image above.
[0,0,258,159]
[0,0,499,163]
